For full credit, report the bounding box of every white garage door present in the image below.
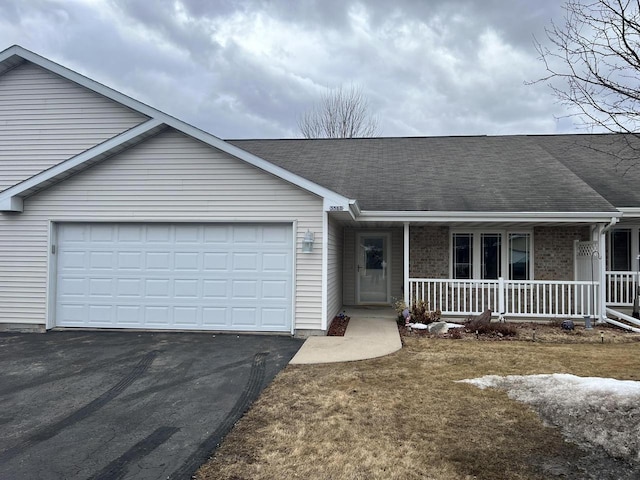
[55,223,293,332]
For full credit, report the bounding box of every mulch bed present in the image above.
[327,316,350,336]
[398,320,640,343]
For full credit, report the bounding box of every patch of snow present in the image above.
[459,374,640,463]
[408,322,464,330]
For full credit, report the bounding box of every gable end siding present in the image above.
[0,129,323,331]
[0,62,147,191]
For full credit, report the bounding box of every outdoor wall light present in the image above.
[302,230,315,253]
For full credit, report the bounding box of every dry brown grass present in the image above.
[196,337,640,480]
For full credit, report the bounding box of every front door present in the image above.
[356,233,390,304]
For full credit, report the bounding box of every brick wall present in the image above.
[409,225,589,280]
[409,226,449,277]
[534,226,590,280]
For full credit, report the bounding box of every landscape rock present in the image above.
[428,321,450,335]
[467,309,492,330]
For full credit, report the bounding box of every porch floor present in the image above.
[289,306,401,365]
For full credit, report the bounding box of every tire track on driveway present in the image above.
[0,350,158,464]
[89,426,180,480]
[167,352,269,480]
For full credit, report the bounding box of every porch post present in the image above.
[598,224,607,323]
[404,222,410,306]
[498,277,505,320]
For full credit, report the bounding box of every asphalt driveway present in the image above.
[0,331,303,480]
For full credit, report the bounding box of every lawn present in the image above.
[196,333,640,480]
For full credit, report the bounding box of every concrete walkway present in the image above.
[289,307,402,364]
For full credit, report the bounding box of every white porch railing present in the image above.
[605,271,638,306]
[408,278,599,318]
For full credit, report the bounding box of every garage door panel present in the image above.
[174,252,199,271]
[232,253,258,271]
[89,278,112,297]
[88,305,112,324]
[61,224,86,242]
[117,278,141,296]
[60,251,86,270]
[203,253,228,271]
[263,225,289,243]
[262,280,288,300]
[146,225,171,242]
[146,252,171,270]
[117,252,142,270]
[56,223,292,331]
[144,306,170,327]
[203,307,228,327]
[58,304,85,324]
[117,225,143,242]
[203,279,228,298]
[231,307,257,326]
[203,225,228,243]
[232,280,257,299]
[263,253,288,272]
[90,225,114,242]
[89,251,114,270]
[145,279,170,297]
[174,279,198,298]
[233,226,258,243]
[262,308,288,327]
[59,277,86,297]
[174,306,198,325]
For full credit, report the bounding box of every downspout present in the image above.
[601,216,618,235]
[403,222,410,307]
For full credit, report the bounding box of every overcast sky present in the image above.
[0,0,582,139]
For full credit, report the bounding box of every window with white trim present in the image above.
[451,230,532,280]
[608,227,639,271]
[453,233,473,279]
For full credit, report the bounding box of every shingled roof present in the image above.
[229,134,639,213]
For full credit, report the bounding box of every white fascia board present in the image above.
[356,210,623,223]
[0,119,164,211]
[348,199,361,220]
[0,46,349,207]
[618,207,640,217]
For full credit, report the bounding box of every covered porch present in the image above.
[402,220,605,321]
[333,213,622,325]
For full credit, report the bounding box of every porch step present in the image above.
[605,308,640,333]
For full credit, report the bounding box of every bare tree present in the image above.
[298,85,380,138]
[533,0,640,133]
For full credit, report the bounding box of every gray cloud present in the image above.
[0,0,580,138]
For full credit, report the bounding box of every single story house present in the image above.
[1,45,640,335]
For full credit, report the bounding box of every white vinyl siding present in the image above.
[0,62,147,191]
[326,215,343,324]
[0,129,324,331]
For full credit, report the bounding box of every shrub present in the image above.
[410,300,441,324]
[393,298,408,326]
[393,299,441,326]
[448,328,464,339]
[469,322,517,337]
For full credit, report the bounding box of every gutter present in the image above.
[354,210,623,224]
